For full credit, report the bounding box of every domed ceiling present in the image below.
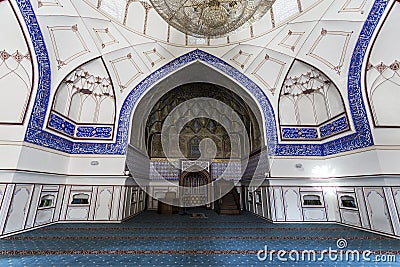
[85,0,302,46]
[1,0,395,158]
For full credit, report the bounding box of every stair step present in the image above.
[221,205,239,208]
[220,209,240,215]
[215,189,240,215]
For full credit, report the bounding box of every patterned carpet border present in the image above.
[39,227,356,231]
[1,250,399,256]
[4,236,391,241]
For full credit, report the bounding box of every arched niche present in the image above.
[128,61,268,155]
[144,83,262,159]
[278,60,349,141]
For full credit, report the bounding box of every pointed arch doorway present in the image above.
[180,161,211,208]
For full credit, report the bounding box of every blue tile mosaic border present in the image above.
[320,116,349,139]
[19,0,387,156]
[76,126,113,139]
[47,112,113,139]
[48,113,75,137]
[281,115,349,141]
[282,127,318,140]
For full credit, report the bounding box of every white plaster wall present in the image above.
[93,186,114,220]
[3,184,33,234]
[364,2,400,145]
[244,177,400,238]
[17,146,70,175]
[323,187,339,222]
[282,187,303,221]
[0,144,22,170]
[67,156,126,175]
[340,209,361,227]
[355,187,370,229]
[25,184,41,228]
[0,183,60,236]
[270,148,400,178]
[0,178,145,238]
[364,187,393,234]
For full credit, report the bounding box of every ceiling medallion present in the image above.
[150,0,276,38]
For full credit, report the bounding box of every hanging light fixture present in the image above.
[150,0,276,38]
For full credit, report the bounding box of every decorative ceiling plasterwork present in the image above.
[47,24,90,69]
[279,31,305,52]
[93,28,119,49]
[230,50,253,70]
[251,54,286,96]
[143,48,165,67]
[340,0,368,13]
[83,0,307,47]
[0,0,34,124]
[109,53,144,93]
[38,0,62,8]
[17,0,389,156]
[307,28,353,75]
[365,2,400,127]
[366,60,400,126]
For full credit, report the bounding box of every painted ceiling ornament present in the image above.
[150,0,276,38]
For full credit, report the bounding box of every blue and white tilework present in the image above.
[150,161,180,181]
[48,113,75,137]
[282,127,319,140]
[281,115,349,140]
[76,126,113,139]
[18,0,388,156]
[320,116,349,139]
[48,112,113,139]
[211,161,241,181]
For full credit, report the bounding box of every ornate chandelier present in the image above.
[150,0,276,38]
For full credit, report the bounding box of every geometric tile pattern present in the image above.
[150,160,179,181]
[211,161,241,181]
[20,0,389,156]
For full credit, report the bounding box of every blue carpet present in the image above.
[0,209,399,266]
